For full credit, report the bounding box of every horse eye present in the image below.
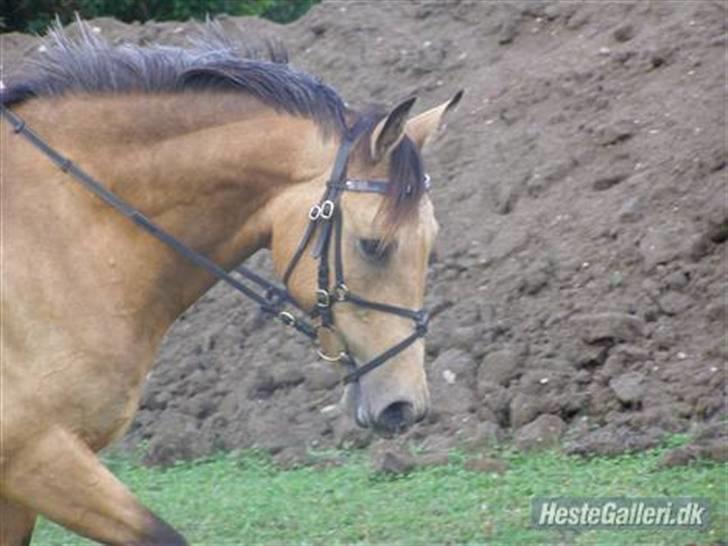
[357,239,391,263]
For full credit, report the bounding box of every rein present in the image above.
[1,104,429,385]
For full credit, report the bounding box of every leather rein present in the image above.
[1,105,429,385]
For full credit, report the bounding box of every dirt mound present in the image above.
[3,0,725,465]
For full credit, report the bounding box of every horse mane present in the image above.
[1,19,348,135]
[1,19,427,230]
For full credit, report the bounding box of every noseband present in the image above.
[1,105,430,385]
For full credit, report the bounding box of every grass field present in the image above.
[33,437,725,545]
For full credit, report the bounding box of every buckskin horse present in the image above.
[0,21,461,545]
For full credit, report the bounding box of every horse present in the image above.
[0,22,460,545]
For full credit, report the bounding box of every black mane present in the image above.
[1,20,347,134]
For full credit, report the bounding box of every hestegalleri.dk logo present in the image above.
[531,497,710,529]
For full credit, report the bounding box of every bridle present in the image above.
[0,104,430,385]
[278,119,430,383]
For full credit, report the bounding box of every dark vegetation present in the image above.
[0,0,319,32]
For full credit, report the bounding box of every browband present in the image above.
[329,174,431,194]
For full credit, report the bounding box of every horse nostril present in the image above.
[375,401,416,435]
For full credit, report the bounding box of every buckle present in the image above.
[423,173,431,191]
[315,289,331,308]
[308,200,335,221]
[308,204,321,220]
[319,200,335,220]
[278,311,296,327]
[334,283,349,301]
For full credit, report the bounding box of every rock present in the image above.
[272,361,305,388]
[566,10,589,30]
[601,344,649,377]
[478,349,521,387]
[659,423,728,467]
[609,372,646,403]
[464,457,508,474]
[450,325,484,352]
[617,196,643,223]
[707,300,728,323]
[514,414,565,451]
[593,172,629,191]
[573,312,645,343]
[541,158,576,183]
[707,216,728,244]
[498,11,519,45]
[273,445,310,469]
[304,361,341,391]
[333,416,373,449]
[565,338,610,368]
[543,4,562,20]
[492,180,521,214]
[143,411,204,466]
[693,421,727,442]
[429,349,478,415]
[415,451,451,467]
[664,270,690,291]
[564,424,663,456]
[431,348,478,380]
[659,445,701,468]
[371,448,415,475]
[509,392,542,428]
[477,380,511,425]
[701,440,728,462]
[518,261,552,295]
[185,393,216,419]
[686,233,712,261]
[595,120,638,146]
[613,23,636,42]
[657,291,692,316]
[639,226,691,271]
[461,421,503,450]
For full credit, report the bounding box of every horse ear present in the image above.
[370,97,417,162]
[406,90,463,150]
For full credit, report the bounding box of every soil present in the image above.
[2,0,726,466]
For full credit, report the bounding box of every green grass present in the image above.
[32,441,725,545]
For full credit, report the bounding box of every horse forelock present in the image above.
[349,110,427,236]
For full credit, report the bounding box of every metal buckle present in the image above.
[319,200,335,220]
[334,283,349,301]
[423,173,431,191]
[316,289,331,308]
[278,311,296,327]
[308,200,335,221]
[308,204,321,220]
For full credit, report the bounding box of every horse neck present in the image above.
[17,92,336,330]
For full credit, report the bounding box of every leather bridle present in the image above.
[279,119,430,383]
[1,104,430,385]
